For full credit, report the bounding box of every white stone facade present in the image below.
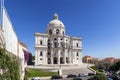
[35,14,82,65]
[1,7,27,80]
[0,25,4,48]
[2,7,18,56]
[18,41,28,80]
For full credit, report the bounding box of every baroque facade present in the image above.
[35,14,82,65]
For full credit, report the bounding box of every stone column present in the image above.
[58,68,62,76]
[45,50,48,64]
[71,51,74,64]
[70,50,73,64]
[69,50,71,64]
[51,49,53,64]
[58,50,60,65]
[79,50,82,64]
[64,49,66,64]
[51,57,53,64]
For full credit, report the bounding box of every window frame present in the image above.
[40,51,43,56]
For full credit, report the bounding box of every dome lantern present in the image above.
[53,13,58,20]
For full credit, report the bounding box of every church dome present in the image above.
[48,13,65,29]
[47,13,65,35]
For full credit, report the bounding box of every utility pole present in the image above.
[1,0,4,25]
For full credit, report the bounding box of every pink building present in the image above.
[103,57,115,63]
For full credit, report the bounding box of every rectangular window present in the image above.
[40,40,42,45]
[76,43,79,47]
[40,51,43,56]
[76,52,79,56]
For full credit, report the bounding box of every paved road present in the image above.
[41,76,93,80]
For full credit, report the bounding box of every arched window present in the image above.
[56,29,59,34]
[40,40,42,45]
[49,29,52,34]
[40,51,43,56]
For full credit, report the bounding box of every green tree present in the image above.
[93,72,106,80]
[32,55,35,61]
[109,60,120,71]
[27,53,33,65]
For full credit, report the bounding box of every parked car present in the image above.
[51,75,62,79]
[107,78,113,80]
[87,78,94,80]
[116,72,120,80]
[88,73,95,76]
[117,75,120,80]
[78,73,87,77]
[73,77,82,80]
[111,75,119,80]
[31,77,41,80]
[67,74,77,78]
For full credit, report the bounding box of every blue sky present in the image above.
[1,0,120,58]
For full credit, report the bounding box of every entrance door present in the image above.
[60,57,63,64]
[53,57,58,64]
[48,58,51,64]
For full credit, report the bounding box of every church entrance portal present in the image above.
[60,57,64,64]
[48,58,51,64]
[53,57,58,64]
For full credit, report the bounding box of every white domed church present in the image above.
[35,14,82,65]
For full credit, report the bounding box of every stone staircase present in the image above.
[27,63,95,76]
[62,67,93,76]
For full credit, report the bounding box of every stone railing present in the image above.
[87,66,96,74]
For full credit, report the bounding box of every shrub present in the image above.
[93,72,106,80]
[91,66,97,71]
[0,48,20,80]
[109,60,120,71]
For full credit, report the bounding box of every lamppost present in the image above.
[58,34,65,76]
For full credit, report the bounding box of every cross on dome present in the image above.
[53,13,58,20]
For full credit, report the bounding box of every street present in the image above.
[41,76,93,80]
